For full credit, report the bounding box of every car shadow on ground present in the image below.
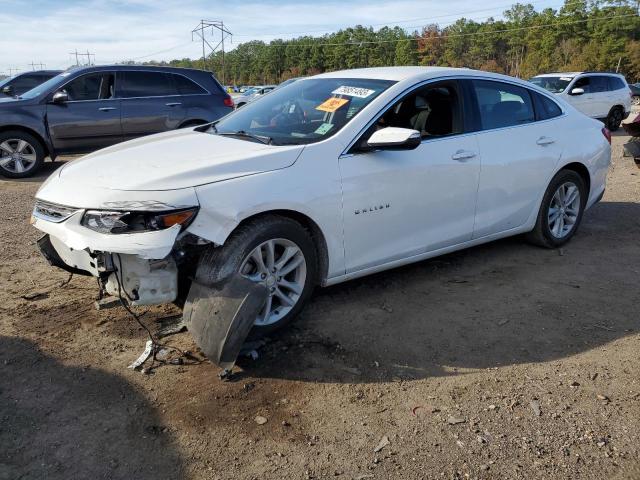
[0,336,185,480]
[244,201,639,384]
[0,159,66,184]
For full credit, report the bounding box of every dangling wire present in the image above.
[111,253,202,372]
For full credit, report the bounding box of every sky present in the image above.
[0,0,567,75]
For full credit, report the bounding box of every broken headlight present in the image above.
[81,208,198,234]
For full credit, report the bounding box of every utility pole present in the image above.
[8,67,20,76]
[191,20,232,84]
[29,61,46,70]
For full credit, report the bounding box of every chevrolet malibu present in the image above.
[32,67,611,336]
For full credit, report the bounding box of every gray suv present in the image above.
[0,65,234,178]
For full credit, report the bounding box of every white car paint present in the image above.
[530,72,632,119]
[33,66,611,307]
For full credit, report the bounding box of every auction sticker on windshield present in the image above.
[332,86,376,98]
[316,97,349,113]
[314,123,334,135]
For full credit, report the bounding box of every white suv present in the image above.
[530,72,632,131]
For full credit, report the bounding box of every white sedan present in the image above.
[32,67,611,336]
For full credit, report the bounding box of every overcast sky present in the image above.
[0,0,566,75]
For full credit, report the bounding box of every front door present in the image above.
[340,80,480,273]
[47,72,122,153]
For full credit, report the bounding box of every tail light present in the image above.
[601,127,611,145]
[223,95,234,108]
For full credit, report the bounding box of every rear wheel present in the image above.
[632,96,640,106]
[192,215,318,337]
[0,130,45,178]
[606,106,623,132]
[526,170,586,248]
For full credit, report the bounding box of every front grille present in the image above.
[33,200,80,223]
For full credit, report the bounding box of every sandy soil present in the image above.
[1,133,639,480]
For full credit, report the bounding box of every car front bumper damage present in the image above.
[33,211,183,306]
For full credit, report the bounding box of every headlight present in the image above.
[81,207,197,234]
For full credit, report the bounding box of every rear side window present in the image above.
[607,76,625,91]
[120,71,179,98]
[472,80,535,130]
[532,91,562,120]
[590,76,609,93]
[171,74,207,95]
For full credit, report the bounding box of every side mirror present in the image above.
[52,91,69,104]
[366,127,421,151]
[2,86,13,95]
[570,87,585,96]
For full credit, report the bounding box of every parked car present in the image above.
[630,83,640,106]
[32,67,610,339]
[0,65,234,178]
[275,77,302,90]
[238,85,252,93]
[0,70,62,97]
[529,71,632,131]
[234,85,277,108]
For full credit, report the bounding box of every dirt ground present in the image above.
[1,132,639,480]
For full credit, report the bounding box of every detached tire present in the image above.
[606,106,623,132]
[526,169,587,248]
[193,215,318,337]
[0,130,45,178]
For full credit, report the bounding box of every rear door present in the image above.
[118,71,187,140]
[469,79,563,238]
[46,71,122,153]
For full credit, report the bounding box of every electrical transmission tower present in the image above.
[29,61,46,70]
[192,20,232,84]
[69,49,95,66]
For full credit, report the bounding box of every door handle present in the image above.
[536,136,555,146]
[451,150,476,161]
[98,107,116,112]
[165,102,182,107]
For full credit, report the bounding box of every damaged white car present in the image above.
[32,67,611,338]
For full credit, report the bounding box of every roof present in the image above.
[313,66,469,82]
[533,71,625,78]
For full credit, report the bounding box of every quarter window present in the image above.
[471,80,535,130]
[172,74,207,95]
[120,72,178,98]
[532,91,562,120]
[63,73,115,101]
[607,76,625,91]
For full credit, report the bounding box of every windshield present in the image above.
[214,78,395,146]
[529,75,573,94]
[19,72,71,99]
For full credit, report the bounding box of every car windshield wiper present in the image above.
[217,130,272,145]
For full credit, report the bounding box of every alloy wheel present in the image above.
[239,238,307,326]
[548,181,581,239]
[0,138,37,174]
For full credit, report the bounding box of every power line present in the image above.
[230,0,597,38]
[251,11,638,48]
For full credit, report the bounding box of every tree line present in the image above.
[144,0,640,84]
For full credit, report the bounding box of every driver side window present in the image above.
[376,81,463,139]
[63,73,115,101]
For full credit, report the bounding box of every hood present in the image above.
[57,128,304,191]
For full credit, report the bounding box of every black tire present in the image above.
[192,215,318,337]
[0,130,45,178]
[606,106,623,132]
[526,169,587,248]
